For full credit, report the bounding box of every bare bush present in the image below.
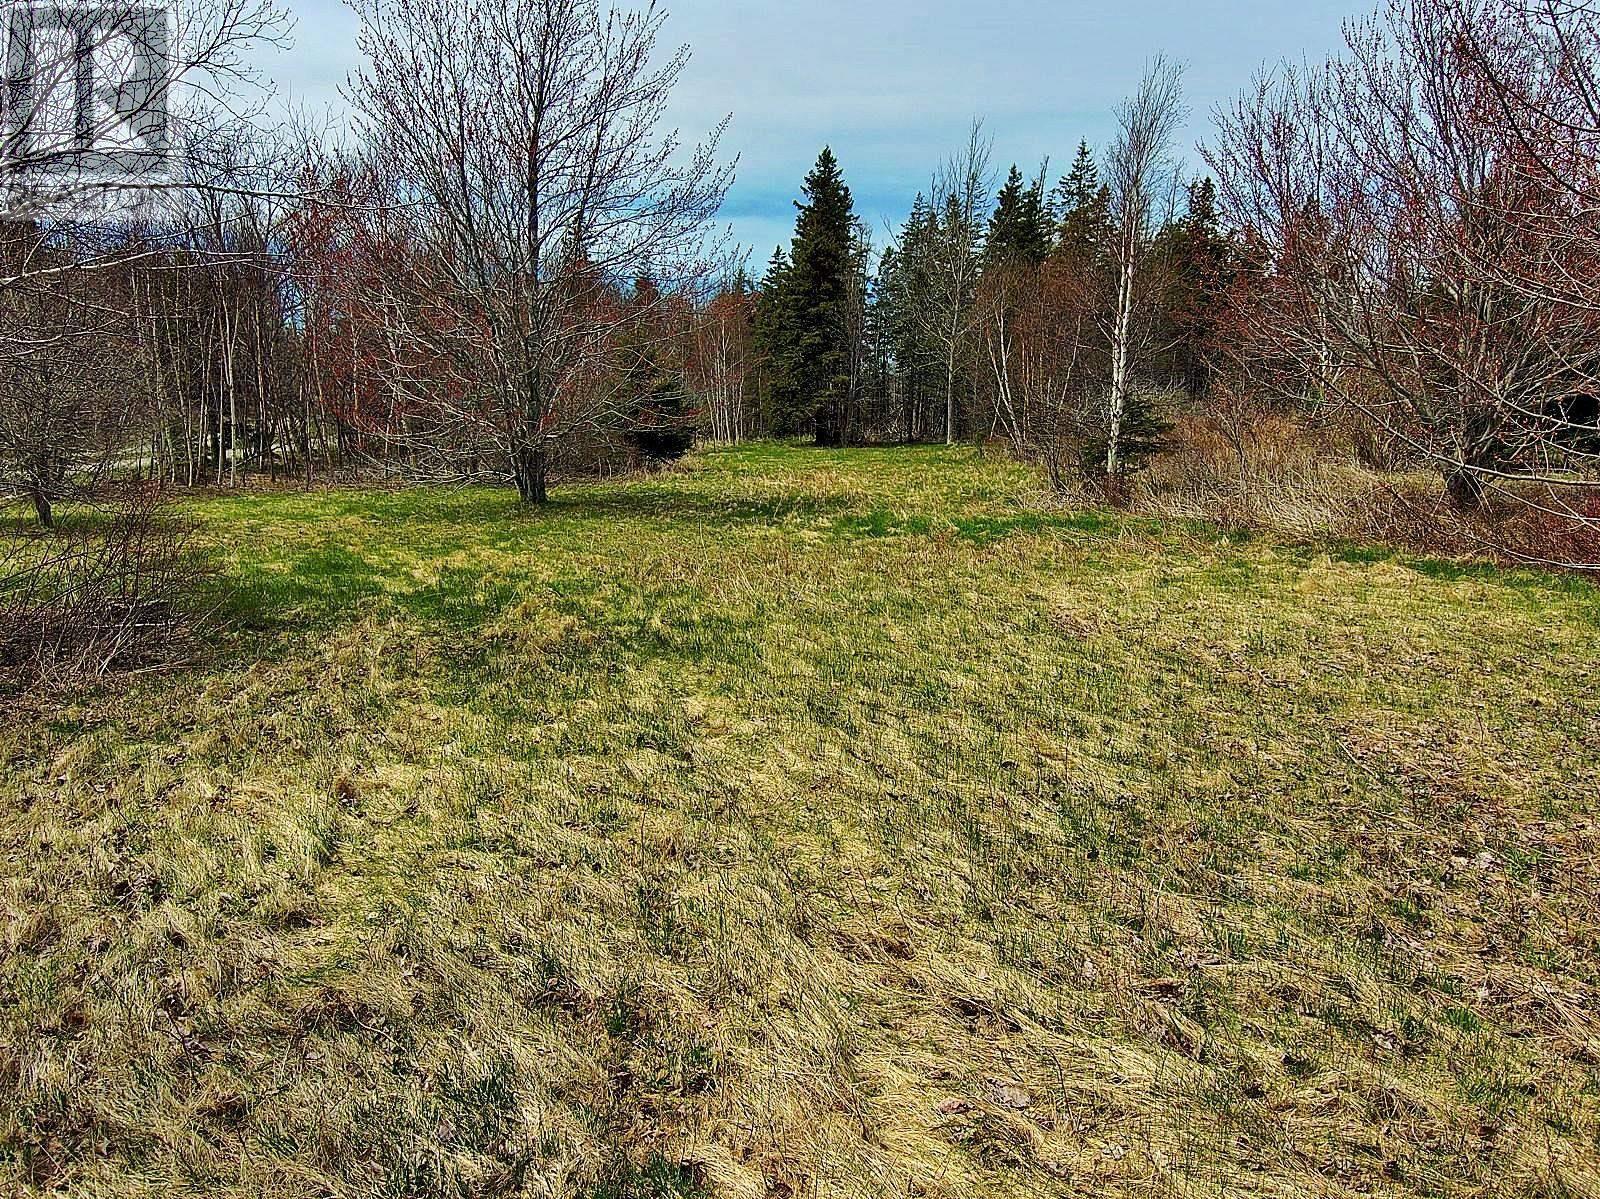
[0,491,205,690]
[1206,0,1600,546]
[1131,404,1600,570]
[1136,402,1369,535]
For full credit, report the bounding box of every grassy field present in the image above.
[2,443,1598,1198]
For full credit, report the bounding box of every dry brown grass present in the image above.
[1130,409,1600,572]
[1,444,1597,1198]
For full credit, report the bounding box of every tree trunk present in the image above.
[514,441,549,504]
[1445,463,1488,511]
[945,343,957,446]
[1107,253,1136,478]
[29,485,53,528]
[815,393,844,447]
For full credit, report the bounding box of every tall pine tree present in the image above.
[1157,176,1236,400]
[987,164,1053,266]
[786,147,858,445]
[877,193,943,440]
[1054,142,1111,262]
[753,246,801,432]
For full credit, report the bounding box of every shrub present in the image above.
[1078,387,1175,496]
[0,490,206,691]
[628,377,697,465]
[1475,488,1600,569]
[1133,395,1600,570]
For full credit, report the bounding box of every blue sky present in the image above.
[258,0,1368,263]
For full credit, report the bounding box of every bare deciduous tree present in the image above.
[978,254,1102,491]
[0,0,289,224]
[1103,57,1185,479]
[0,0,291,522]
[340,0,732,502]
[917,122,992,446]
[0,234,142,525]
[1208,0,1600,537]
[691,279,755,444]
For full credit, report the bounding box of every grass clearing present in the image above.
[2,442,1598,1197]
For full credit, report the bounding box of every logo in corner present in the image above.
[2,1,172,216]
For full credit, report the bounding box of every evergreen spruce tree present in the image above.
[1159,176,1235,399]
[1017,166,1053,263]
[1054,141,1111,262]
[987,164,1053,266]
[861,260,893,431]
[878,193,943,440]
[786,147,857,445]
[842,219,874,443]
[987,166,1028,266]
[1082,385,1170,479]
[752,245,801,432]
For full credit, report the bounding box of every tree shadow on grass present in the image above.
[1287,537,1600,604]
[533,485,862,528]
[224,480,872,540]
[204,543,391,636]
[199,480,1167,645]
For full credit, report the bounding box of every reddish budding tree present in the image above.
[689,281,757,443]
[978,253,1105,491]
[1207,0,1600,521]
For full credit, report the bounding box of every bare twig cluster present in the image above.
[0,489,204,690]
[1206,0,1600,559]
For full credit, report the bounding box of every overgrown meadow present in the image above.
[2,444,1597,1197]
